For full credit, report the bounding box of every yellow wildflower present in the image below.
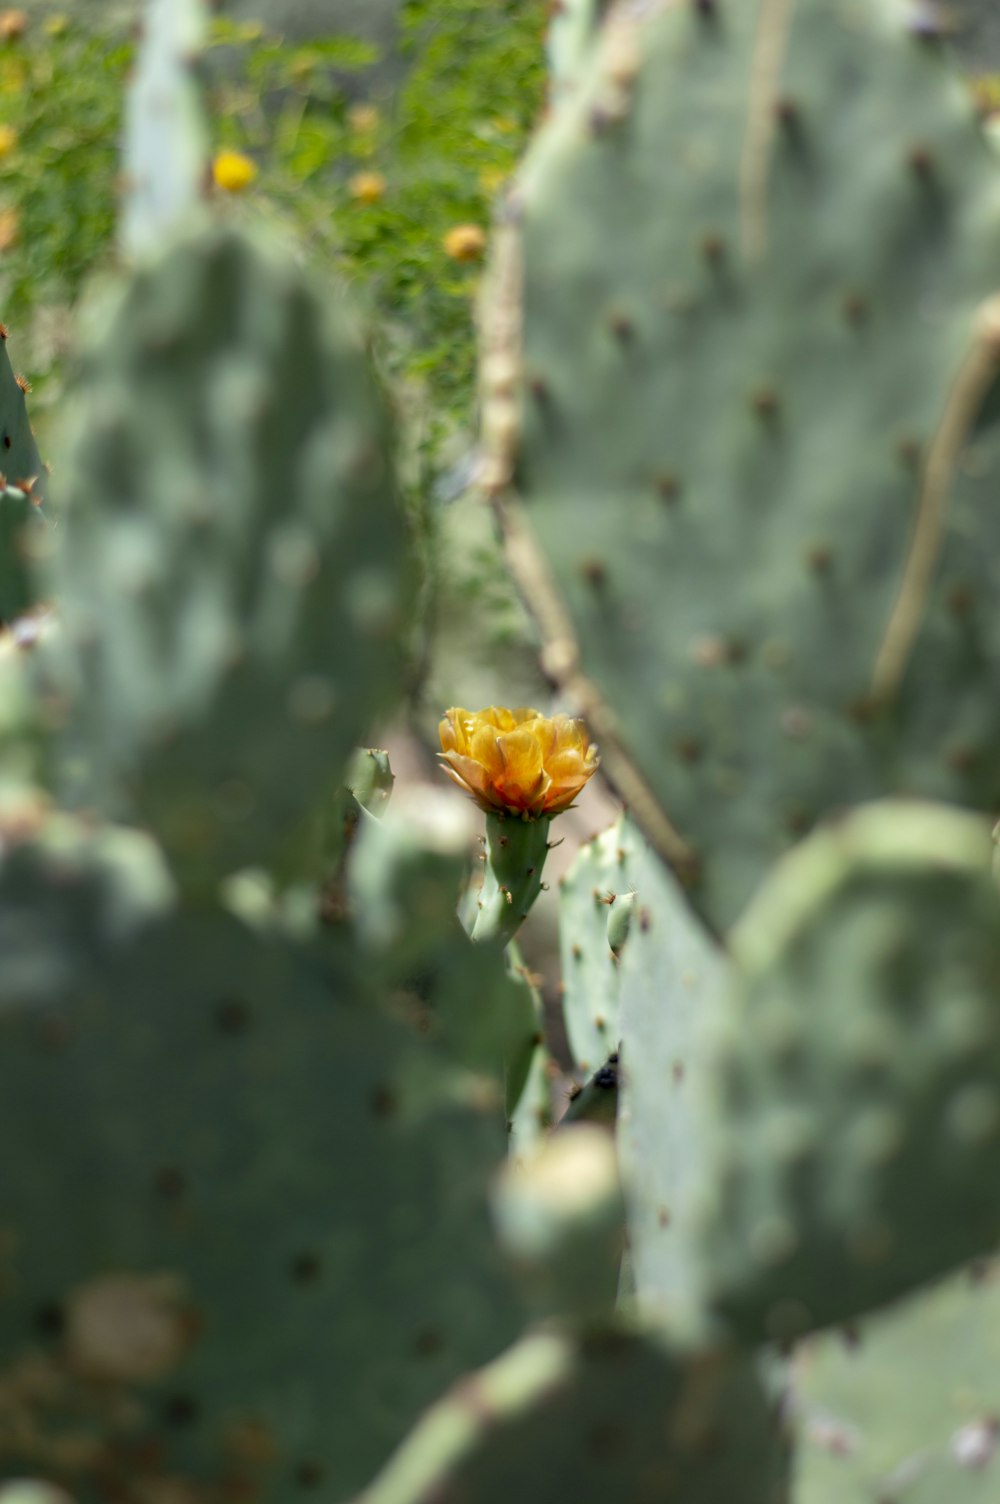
[0,124,16,158]
[439,706,599,819]
[478,166,509,196]
[212,150,258,194]
[347,104,380,135]
[443,223,487,263]
[348,171,387,204]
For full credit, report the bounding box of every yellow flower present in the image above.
[347,104,380,135]
[0,124,16,158]
[443,223,487,262]
[212,150,258,193]
[439,706,599,819]
[348,171,387,204]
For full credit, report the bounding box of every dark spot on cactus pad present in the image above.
[699,231,726,265]
[840,1323,861,1350]
[782,806,811,837]
[290,1253,322,1285]
[1,434,10,450]
[639,907,651,933]
[33,1300,66,1337]
[295,1461,326,1488]
[215,998,251,1035]
[896,435,922,469]
[805,544,833,574]
[36,1012,73,1052]
[571,943,583,960]
[658,1207,671,1228]
[672,1061,685,1084]
[153,1166,187,1200]
[947,744,979,773]
[841,293,869,327]
[413,1328,444,1358]
[907,144,935,179]
[692,0,719,19]
[527,373,550,404]
[774,96,801,130]
[946,583,974,617]
[587,1421,629,1460]
[750,386,780,422]
[164,1393,200,1426]
[608,311,634,344]
[674,735,704,765]
[654,470,682,502]
[579,557,606,588]
[370,1084,398,1119]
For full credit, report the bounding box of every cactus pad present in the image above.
[499,0,1000,927]
[53,224,414,888]
[698,801,1000,1342]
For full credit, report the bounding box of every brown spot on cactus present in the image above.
[806,544,833,573]
[699,232,726,265]
[946,582,973,617]
[580,557,606,588]
[66,1273,199,1383]
[896,435,922,469]
[750,385,780,421]
[215,998,250,1035]
[654,470,681,502]
[675,735,704,765]
[608,310,634,343]
[290,1252,322,1285]
[153,1166,186,1199]
[842,293,868,327]
[908,144,935,178]
[370,1084,397,1119]
[295,1461,326,1487]
[774,96,801,130]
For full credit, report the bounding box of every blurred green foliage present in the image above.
[0,0,548,707]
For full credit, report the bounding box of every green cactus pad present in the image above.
[499,0,1000,927]
[616,829,728,1340]
[0,485,46,626]
[557,816,628,1074]
[0,333,44,499]
[795,1263,1000,1504]
[52,224,415,890]
[698,801,1000,1343]
[0,904,527,1500]
[356,1325,789,1504]
[350,793,540,1115]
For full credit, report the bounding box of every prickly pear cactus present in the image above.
[0,332,44,502]
[0,832,528,1499]
[121,0,210,259]
[0,484,45,625]
[357,1325,790,1504]
[489,0,1000,928]
[698,800,1000,1343]
[616,826,728,1339]
[794,1262,1000,1503]
[557,816,628,1074]
[52,224,415,890]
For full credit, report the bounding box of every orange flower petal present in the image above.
[438,706,598,820]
